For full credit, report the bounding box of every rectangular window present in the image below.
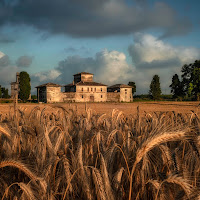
[91,88,93,91]
[82,88,83,91]
[87,87,89,91]
[101,88,102,92]
[125,89,127,91]
[82,95,84,98]
[95,88,96,92]
[101,95,103,98]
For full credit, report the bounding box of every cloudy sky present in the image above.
[0,0,200,94]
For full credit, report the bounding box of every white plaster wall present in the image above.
[75,85,107,102]
[120,88,133,102]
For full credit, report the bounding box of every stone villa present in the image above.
[36,72,133,103]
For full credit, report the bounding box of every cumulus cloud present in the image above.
[0,55,10,67]
[0,52,18,89]
[27,33,200,95]
[31,69,61,83]
[94,50,133,84]
[30,49,134,93]
[0,51,33,92]
[0,0,192,38]
[16,55,33,67]
[128,33,200,93]
[0,51,5,59]
[129,33,200,69]
[56,49,134,85]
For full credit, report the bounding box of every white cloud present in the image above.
[29,35,200,95]
[95,49,134,84]
[128,33,200,93]
[32,69,61,82]
[0,51,5,59]
[129,33,200,68]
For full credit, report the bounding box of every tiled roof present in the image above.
[35,82,62,88]
[64,83,74,87]
[76,81,107,86]
[108,84,132,89]
[11,82,17,84]
[73,72,93,76]
[64,81,107,87]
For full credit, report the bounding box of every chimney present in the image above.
[16,72,20,83]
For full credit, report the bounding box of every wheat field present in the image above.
[0,103,199,199]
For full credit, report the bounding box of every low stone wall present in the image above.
[63,92,76,102]
[107,92,120,102]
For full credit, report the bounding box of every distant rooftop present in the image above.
[64,81,107,87]
[35,82,62,88]
[73,72,93,76]
[76,81,107,86]
[108,84,132,89]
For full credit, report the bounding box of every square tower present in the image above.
[73,72,93,84]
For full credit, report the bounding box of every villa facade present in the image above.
[36,72,133,103]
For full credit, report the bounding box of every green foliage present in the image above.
[31,95,37,100]
[0,85,1,98]
[181,60,200,100]
[128,81,136,95]
[1,87,9,98]
[187,83,193,97]
[19,71,31,102]
[149,75,162,100]
[193,66,200,100]
[169,74,184,99]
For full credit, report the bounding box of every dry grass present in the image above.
[0,102,199,199]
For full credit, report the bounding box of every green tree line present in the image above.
[129,59,200,101]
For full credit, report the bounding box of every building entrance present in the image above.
[90,95,94,102]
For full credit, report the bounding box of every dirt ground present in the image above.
[0,101,199,117]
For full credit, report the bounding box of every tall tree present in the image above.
[19,71,31,102]
[169,74,184,99]
[181,60,200,99]
[193,66,200,100]
[149,75,161,100]
[1,87,9,98]
[128,81,136,95]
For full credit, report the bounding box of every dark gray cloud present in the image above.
[0,55,10,67]
[16,55,33,67]
[56,55,97,83]
[136,58,182,70]
[0,0,192,38]
[0,35,15,43]
[64,46,92,55]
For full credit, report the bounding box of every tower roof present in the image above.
[35,82,62,88]
[73,72,93,76]
[108,84,132,89]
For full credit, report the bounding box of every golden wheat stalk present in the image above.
[129,130,189,200]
